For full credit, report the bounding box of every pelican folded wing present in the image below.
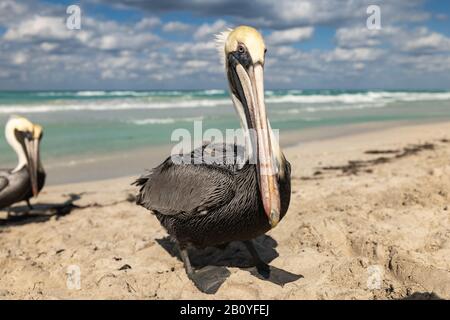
[0,175,9,193]
[135,157,236,217]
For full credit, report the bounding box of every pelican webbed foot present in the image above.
[178,246,230,294]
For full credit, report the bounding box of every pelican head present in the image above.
[5,116,41,197]
[33,124,43,140]
[219,26,281,228]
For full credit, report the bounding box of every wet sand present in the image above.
[1,121,450,299]
[44,120,421,185]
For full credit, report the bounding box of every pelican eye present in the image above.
[237,44,246,54]
[230,43,252,70]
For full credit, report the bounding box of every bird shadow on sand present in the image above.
[156,235,303,294]
[400,292,444,300]
[0,193,82,227]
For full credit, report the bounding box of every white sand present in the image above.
[1,121,449,299]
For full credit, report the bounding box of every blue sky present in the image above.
[0,0,449,90]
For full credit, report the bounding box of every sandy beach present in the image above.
[1,120,449,300]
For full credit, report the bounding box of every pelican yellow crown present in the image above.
[6,116,34,133]
[225,26,266,65]
[33,124,43,139]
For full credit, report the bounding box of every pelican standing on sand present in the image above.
[135,26,291,292]
[0,116,45,210]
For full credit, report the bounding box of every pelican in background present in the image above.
[0,116,45,210]
[135,26,291,293]
[21,123,46,208]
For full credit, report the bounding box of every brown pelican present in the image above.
[135,26,291,292]
[0,116,44,210]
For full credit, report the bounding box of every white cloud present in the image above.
[174,41,216,55]
[4,16,71,41]
[106,0,433,29]
[163,21,192,32]
[274,1,315,23]
[49,16,157,51]
[353,63,365,70]
[267,27,314,45]
[185,60,210,69]
[335,26,416,54]
[335,27,387,48]
[135,17,161,30]
[324,47,384,62]
[1,0,450,90]
[194,19,227,40]
[271,46,297,56]
[93,32,159,50]
[12,52,28,65]
[40,42,58,52]
[404,31,450,53]
[0,0,28,26]
[335,25,450,59]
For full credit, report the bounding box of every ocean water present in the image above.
[1,89,450,166]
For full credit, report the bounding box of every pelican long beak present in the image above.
[24,136,39,197]
[229,60,281,228]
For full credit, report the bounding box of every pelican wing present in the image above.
[0,177,8,193]
[0,170,10,193]
[134,157,236,217]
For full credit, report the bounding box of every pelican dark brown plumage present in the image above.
[134,26,291,293]
[0,116,45,210]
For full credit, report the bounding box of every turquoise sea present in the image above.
[1,89,450,167]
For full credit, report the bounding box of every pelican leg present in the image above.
[178,246,194,276]
[26,199,33,210]
[244,240,271,278]
[178,245,230,294]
